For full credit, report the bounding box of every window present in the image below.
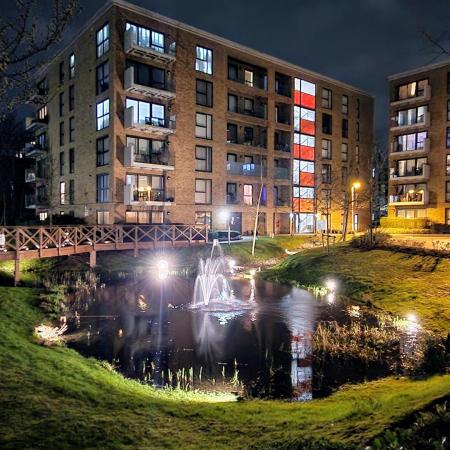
[446,208,450,226]
[448,73,450,94]
[321,164,331,184]
[195,112,212,139]
[244,69,253,87]
[356,121,360,141]
[448,99,450,121]
[69,148,75,173]
[37,105,47,121]
[356,98,360,119]
[59,151,64,176]
[195,145,212,172]
[59,92,64,116]
[393,157,428,177]
[97,211,110,224]
[227,123,237,143]
[60,182,66,205]
[395,132,428,152]
[228,94,237,112]
[96,136,109,166]
[446,154,450,176]
[126,174,165,202]
[244,98,254,115]
[69,85,75,111]
[126,211,164,224]
[355,145,360,164]
[96,99,110,130]
[126,23,165,53]
[69,117,75,142]
[243,184,253,205]
[227,182,237,204]
[126,136,166,164]
[97,23,110,58]
[195,212,212,228]
[59,122,65,146]
[341,166,348,184]
[195,46,213,75]
[322,88,332,109]
[342,95,348,114]
[341,142,348,162]
[96,61,109,94]
[397,79,428,100]
[59,62,64,84]
[126,60,165,88]
[342,118,348,138]
[447,127,450,148]
[321,139,331,159]
[69,53,75,79]
[96,174,109,203]
[446,181,450,202]
[195,178,212,204]
[244,127,254,144]
[396,209,427,219]
[322,113,332,134]
[396,106,427,126]
[126,98,165,127]
[196,79,213,107]
[69,180,75,205]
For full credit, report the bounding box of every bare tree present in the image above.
[0,0,79,117]
[420,28,450,62]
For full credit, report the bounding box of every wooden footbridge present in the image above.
[0,225,209,284]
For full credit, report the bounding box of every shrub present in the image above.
[419,334,450,375]
[380,216,428,230]
[39,285,68,319]
[350,231,389,249]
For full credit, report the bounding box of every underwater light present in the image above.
[157,259,170,279]
[325,279,337,292]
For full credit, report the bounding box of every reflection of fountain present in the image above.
[191,241,255,312]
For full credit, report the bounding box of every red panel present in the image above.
[300,172,315,186]
[300,92,315,109]
[300,145,315,161]
[293,143,300,159]
[293,198,300,212]
[300,199,315,212]
[294,91,301,105]
[301,120,315,136]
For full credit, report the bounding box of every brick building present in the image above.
[388,60,450,226]
[24,0,374,234]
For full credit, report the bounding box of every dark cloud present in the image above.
[2,0,449,143]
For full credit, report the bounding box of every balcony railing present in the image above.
[23,142,48,158]
[124,29,176,64]
[227,162,267,177]
[124,145,174,170]
[389,190,429,206]
[25,169,36,183]
[228,105,267,120]
[124,67,176,101]
[390,111,430,131]
[227,138,267,149]
[390,85,431,107]
[24,194,36,209]
[226,194,240,205]
[390,138,430,156]
[390,164,430,182]
[25,115,48,132]
[274,143,291,153]
[124,185,175,206]
[275,197,291,207]
[274,167,290,180]
[124,107,175,135]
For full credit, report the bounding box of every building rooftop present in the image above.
[388,58,450,81]
[48,0,374,98]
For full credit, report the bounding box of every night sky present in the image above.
[3,0,450,145]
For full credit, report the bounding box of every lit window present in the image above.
[195,46,213,75]
[341,143,348,162]
[69,53,75,79]
[300,160,315,173]
[126,23,165,53]
[97,23,110,58]
[243,184,253,205]
[96,173,109,203]
[195,112,212,139]
[244,70,253,87]
[60,181,66,205]
[96,99,110,131]
[321,139,331,159]
[342,95,348,114]
[195,178,212,204]
[195,145,212,172]
[195,212,212,227]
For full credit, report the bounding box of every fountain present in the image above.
[191,240,255,312]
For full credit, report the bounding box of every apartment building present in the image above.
[388,60,450,226]
[24,0,374,235]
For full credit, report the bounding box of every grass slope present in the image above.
[1,286,450,449]
[263,245,450,334]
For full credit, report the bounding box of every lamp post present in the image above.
[220,210,231,245]
[351,181,361,233]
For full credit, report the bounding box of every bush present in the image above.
[419,334,450,375]
[39,285,68,319]
[380,216,428,230]
[350,231,389,249]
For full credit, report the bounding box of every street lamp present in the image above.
[220,210,231,245]
[351,181,361,233]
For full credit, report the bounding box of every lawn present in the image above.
[263,244,450,334]
[1,286,450,449]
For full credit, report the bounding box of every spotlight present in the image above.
[325,279,337,292]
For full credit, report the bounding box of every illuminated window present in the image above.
[69,53,75,79]
[195,178,212,204]
[341,143,348,162]
[126,23,165,53]
[195,212,212,227]
[355,145,360,164]
[244,70,253,87]
[195,112,213,139]
[342,95,348,114]
[300,160,314,173]
[97,23,110,58]
[60,181,66,205]
[322,139,331,159]
[243,184,253,205]
[96,99,110,130]
[301,80,315,95]
[195,46,213,75]
[96,174,109,203]
[195,145,212,172]
[397,79,428,100]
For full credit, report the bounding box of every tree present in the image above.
[0,0,79,117]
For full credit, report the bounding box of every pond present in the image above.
[66,271,418,401]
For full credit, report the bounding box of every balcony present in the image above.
[390,85,431,108]
[275,197,291,207]
[390,111,430,132]
[227,161,267,177]
[124,107,175,135]
[390,164,430,183]
[25,169,36,183]
[23,142,47,158]
[274,166,290,180]
[124,144,174,170]
[124,185,175,206]
[390,138,430,158]
[226,193,240,205]
[124,67,176,101]
[25,194,36,209]
[29,87,48,105]
[124,29,176,64]
[228,58,268,91]
[25,115,48,132]
[389,190,429,206]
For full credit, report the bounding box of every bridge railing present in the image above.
[0,224,209,254]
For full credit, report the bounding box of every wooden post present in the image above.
[89,250,96,268]
[133,226,139,257]
[14,257,20,286]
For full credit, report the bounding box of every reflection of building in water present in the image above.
[291,334,313,401]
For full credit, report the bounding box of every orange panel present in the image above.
[300,199,315,212]
[300,92,315,109]
[301,120,315,135]
[294,91,301,105]
[300,145,315,161]
[293,198,300,212]
[300,172,315,186]
[293,143,300,158]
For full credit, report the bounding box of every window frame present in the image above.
[195,45,213,75]
[96,23,110,58]
[195,112,213,140]
[196,78,213,107]
[96,136,110,167]
[96,98,110,131]
[195,178,212,204]
[195,145,212,172]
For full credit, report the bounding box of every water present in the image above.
[66,274,418,400]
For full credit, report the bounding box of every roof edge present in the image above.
[388,58,450,81]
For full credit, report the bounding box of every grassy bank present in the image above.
[1,286,450,449]
[263,245,450,334]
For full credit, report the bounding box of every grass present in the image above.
[263,244,450,335]
[1,286,450,449]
